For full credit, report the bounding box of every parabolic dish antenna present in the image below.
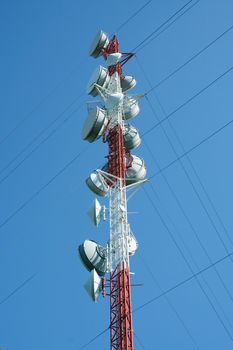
[125,154,146,185]
[102,154,146,186]
[82,106,108,143]
[123,124,141,150]
[121,75,137,92]
[123,98,140,120]
[88,198,104,226]
[78,240,107,276]
[128,233,138,256]
[101,154,146,186]
[84,269,102,302]
[86,171,109,197]
[87,66,110,97]
[123,94,144,120]
[89,30,109,58]
[104,125,141,150]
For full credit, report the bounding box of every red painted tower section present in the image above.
[105,36,134,350]
[109,264,134,350]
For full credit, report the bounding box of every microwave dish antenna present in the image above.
[87,66,110,96]
[78,240,107,276]
[89,30,109,58]
[84,269,102,302]
[88,198,106,226]
[82,106,109,143]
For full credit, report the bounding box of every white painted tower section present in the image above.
[106,72,130,272]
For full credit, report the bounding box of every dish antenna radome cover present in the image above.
[123,124,141,150]
[82,106,108,143]
[87,66,110,97]
[121,75,137,92]
[84,269,102,302]
[128,233,138,256]
[89,30,109,58]
[78,240,107,276]
[86,171,109,197]
[125,154,146,185]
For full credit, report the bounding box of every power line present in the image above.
[150,87,233,250]
[149,115,233,179]
[0,96,84,180]
[0,273,37,306]
[115,0,153,33]
[134,249,233,313]
[138,251,201,349]
[146,92,233,263]
[136,57,233,303]
[0,70,82,147]
[0,104,83,186]
[146,23,233,93]
[138,20,233,255]
[134,330,148,350]
[133,0,200,51]
[141,182,233,332]
[144,89,233,306]
[136,18,233,265]
[143,65,233,137]
[142,187,233,342]
[0,146,89,231]
[135,0,201,53]
[77,327,109,350]
[0,272,107,350]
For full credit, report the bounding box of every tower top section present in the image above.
[89,30,134,79]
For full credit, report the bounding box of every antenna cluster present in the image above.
[78,30,147,350]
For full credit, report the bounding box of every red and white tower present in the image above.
[79,31,146,350]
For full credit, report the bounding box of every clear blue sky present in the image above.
[1,0,233,349]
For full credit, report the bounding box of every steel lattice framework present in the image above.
[80,31,144,350]
[105,36,134,350]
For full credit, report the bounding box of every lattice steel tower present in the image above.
[78,31,146,350]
